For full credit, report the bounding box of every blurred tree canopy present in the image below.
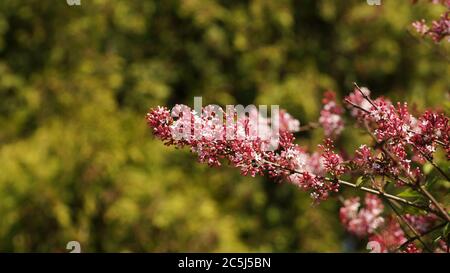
[0,0,448,252]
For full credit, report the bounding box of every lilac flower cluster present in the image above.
[147,85,450,252]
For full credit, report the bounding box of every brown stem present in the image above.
[344,98,370,114]
[354,82,378,109]
[259,159,439,216]
[335,179,436,213]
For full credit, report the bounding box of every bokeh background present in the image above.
[0,0,448,252]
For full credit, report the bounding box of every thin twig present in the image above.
[335,179,436,213]
[259,159,438,215]
[344,98,370,114]
[354,82,378,109]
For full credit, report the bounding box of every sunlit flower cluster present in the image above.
[147,104,343,201]
[147,85,450,252]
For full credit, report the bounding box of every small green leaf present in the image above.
[402,205,427,215]
[355,176,364,187]
[433,236,442,246]
[397,188,422,199]
[423,177,440,190]
[443,223,450,238]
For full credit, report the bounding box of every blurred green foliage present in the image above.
[0,0,448,252]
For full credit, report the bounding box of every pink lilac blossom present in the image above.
[339,194,385,238]
[410,111,450,160]
[353,145,377,174]
[320,139,346,177]
[340,195,438,252]
[279,110,300,133]
[265,136,341,201]
[281,139,342,201]
[319,91,344,138]
[412,20,430,35]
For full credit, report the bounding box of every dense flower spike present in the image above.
[345,86,450,183]
[146,104,340,202]
[146,106,174,143]
[353,145,375,173]
[411,111,450,160]
[319,139,346,177]
[147,83,450,252]
[319,91,344,138]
